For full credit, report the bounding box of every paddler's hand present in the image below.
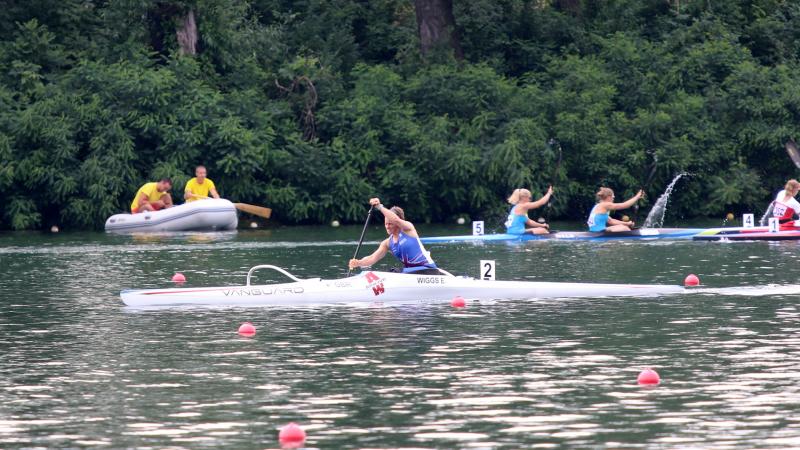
[348,258,360,270]
[369,198,381,207]
[636,189,644,199]
[546,185,554,196]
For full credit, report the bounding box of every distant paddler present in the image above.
[184,165,220,202]
[587,187,643,232]
[505,187,553,235]
[130,178,173,214]
[770,179,800,229]
[348,198,446,275]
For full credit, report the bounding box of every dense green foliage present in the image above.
[2,0,800,230]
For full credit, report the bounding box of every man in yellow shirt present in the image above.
[130,178,173,213]
[184,165,220,202]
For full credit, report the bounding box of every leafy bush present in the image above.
[2,0,800,229]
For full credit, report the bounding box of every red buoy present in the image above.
[451,296,466,308]
[637,368,661,385]
[684,274,700,286]
[171,272,186,283]
[238,322,256,336]
[279,422,306,447]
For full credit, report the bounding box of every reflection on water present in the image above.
[2,229,800,447]
[129,231,240,244]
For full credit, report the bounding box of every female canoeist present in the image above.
[348,198,445,275]
[587,187,644,232]
[505,187,554,235]
[771,179,800,229]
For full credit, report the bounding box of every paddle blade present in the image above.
[234,203,272,219]
[786,140,800,169]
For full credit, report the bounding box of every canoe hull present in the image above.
[121,271,685,307]
[105,199,238,233]
[693,223,800,241]
[693,231,800,241]
[420,228,705,244]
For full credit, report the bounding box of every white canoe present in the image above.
[105,199,238,232]
[120,265,686,307]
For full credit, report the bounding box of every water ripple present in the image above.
[3,235,800,447]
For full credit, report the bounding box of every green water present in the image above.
[2,225,800,448]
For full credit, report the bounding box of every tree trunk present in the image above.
[146,3,198,57]
[176,9,198,56]
[413,0,463,60]
[556,0,582,15]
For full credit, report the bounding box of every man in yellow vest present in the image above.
[184,165,220,202]
[130,178,173,213]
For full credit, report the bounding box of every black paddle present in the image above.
[632,150,658,224]
[347,206,374,277]
[543,138,563,229]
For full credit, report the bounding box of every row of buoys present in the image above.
[240,321,659,447]
[234,321,306,446]
[220,269,672,449]
[446,274,702,308]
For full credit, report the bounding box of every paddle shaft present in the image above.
[786,140,800,169]
[633,153,658,222]
[347,206,374,277]
[544,139,562,224]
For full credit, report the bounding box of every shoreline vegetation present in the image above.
[1,0,798,230]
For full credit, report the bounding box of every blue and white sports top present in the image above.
[389,231,438,273]
[504,205,527,234]
[587,205,609,232]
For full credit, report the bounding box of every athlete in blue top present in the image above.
[348,197,445,275]
[505,187,553,235]
[587,187,643,232]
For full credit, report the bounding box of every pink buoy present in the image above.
[637,368,661,385]
[684,274,700,287]
[451,296,466,308]
[279,422,306,447]
[238,322,256,336]
[171,272,186,283]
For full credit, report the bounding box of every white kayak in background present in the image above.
[120,264,687,307]
[105,199,238,233]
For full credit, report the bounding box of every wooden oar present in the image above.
[347,206,374,277]
[233,203,272,219]
[193,195,272,219]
